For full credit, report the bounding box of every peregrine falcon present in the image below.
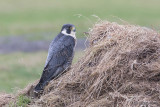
[34,24,76,92]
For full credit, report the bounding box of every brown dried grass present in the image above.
[32,21,160,107]
[0,93,14,106]
[4,21,160,107]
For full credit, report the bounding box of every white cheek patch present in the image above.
[61,29,76,39]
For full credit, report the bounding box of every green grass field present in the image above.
[0,51,84,93]
[0,0,160,38]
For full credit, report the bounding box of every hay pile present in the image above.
[0,93,14,106]
[19,21,160,106]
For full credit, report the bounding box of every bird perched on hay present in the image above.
[34,24,76,93]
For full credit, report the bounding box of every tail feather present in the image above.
[34,83,44,93]
[34,67,64,92]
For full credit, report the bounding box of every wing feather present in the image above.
[45,33,64,67]
[39,36,75,83]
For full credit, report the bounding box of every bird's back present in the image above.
[45,33,65,67]
[34,35,76,92]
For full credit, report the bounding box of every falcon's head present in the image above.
[61,24,76,39]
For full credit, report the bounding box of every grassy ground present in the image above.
[0,0,160,39]
[0,51,84,93]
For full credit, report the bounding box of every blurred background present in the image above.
[0,0,160,93]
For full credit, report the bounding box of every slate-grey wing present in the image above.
[45,33,64,67]
[34,36,75,92]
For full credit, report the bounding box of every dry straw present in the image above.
[0,93,14,106]
[2,21,160,107]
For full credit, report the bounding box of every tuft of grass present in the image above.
[16,95,31,107]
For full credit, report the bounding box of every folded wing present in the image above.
[35,36,75,91]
